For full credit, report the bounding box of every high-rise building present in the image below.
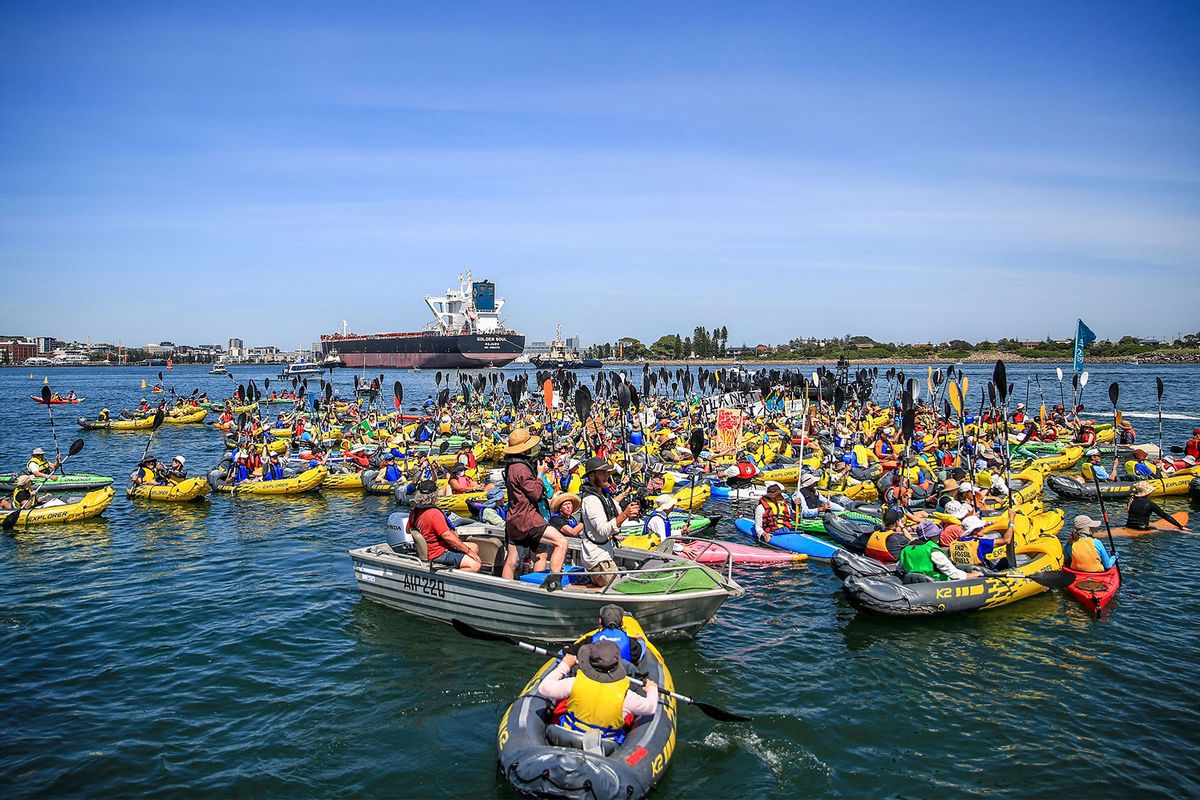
[228,338,243,351]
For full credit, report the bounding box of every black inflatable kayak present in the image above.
[497,626,676,800]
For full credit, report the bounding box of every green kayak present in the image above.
[0,473,115,492]
[792,509,881,535]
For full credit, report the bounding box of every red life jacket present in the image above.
[735,461,757,480]
[1186,437,1200,460]
[758,497,794,533]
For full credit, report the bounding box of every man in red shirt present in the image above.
[406,480,481,571]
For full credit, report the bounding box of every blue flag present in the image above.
[1073,319,1096,373]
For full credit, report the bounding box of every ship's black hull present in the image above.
[323,332,525,369]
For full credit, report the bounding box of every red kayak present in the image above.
[31,395,84,405]
[1063,565,1121,617]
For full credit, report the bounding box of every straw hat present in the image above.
[16,474,32,487]
[654,494,677,512]
[942,478,959,493]
[410,479,440,509]
[1133,481,1154,497]
[549,493,580,513]
[504,428,541,455]
[798,473,820,488]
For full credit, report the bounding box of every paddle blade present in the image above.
[152,409,165,429]
[2,510,19,531]
[617,383,631,413]
[948,380,963,414]
[1056,367,1063,382]
[68,438,85,457]
[692,700,752,723]
[1156,377,1164,401]
[543,379,554,412]
[1108,382,1119,408]
[993,361,1007,402]
[1080,371,1089,388]
[961,376,969,399]
[1030,570,1076,590]
[689,428,706,459]
[450,618,517,646]
[41,385,52,404]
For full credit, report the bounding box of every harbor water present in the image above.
[1,364,1197,798]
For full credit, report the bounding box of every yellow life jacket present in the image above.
[28,455,51,472]
[1080,462,1095,481]
[564,671,630,733]
[852,444,874,466]
[138,466,157,484]
[1069,536,1104,572]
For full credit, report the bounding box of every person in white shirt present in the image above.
[579,458,640,587]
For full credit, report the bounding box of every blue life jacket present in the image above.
[264,463,285,481]
[643,511,673,540]
[592,628,632,662]
[233,464,249,483]
[382,463,402,482]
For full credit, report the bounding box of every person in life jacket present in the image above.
[897,538,985,583]
[537,639,659,746]
[1064,515,1117,573]
[377,452,403,484]
[7,474,46,510]
[25,447,59,479]
[1127,449,1159,479]
[262,452,287,481]
[754,482,794,542]
[1117,420,1137,445]
[130,456,164,486]
[1075,424,1097,447]
[794,473,830,518]
[640,494,683,554]
[165,455,187,483]
[585,604,646,666]
[1186,428,1200,461]
[98,408,111,422]
[948,508,1018,569]
[1012,403,1027,424]
[345,445,371,471]
[1080,449,1110,482]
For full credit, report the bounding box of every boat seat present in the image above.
[461,533,504,572]
[546,723,619,756]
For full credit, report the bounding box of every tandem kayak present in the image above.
[1047,472,1197,500]
[207,466,327,495]
[733,517,843,560]
[0,473,113,493]
[496,615,676,800]
[78,415,155,431]
[32,395,84,405]
[1063,565,1120,617]
[126,477,211,502]
[3,487,116,528]
[833,534,1064,617]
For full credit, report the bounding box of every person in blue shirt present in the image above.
[1082,449,1110,482]
[1129,449,1159,478]
[262,453,286,481]
[588,604,645,667]
[228,452,251,484]
[379,452,403,483]
[1064,515,1118,572]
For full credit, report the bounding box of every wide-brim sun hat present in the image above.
[583,457,613,476]
[504,428,541,455]
[1133,481,1154,497]
[655,494,677,512]
[549,493,580,513]
[410,479,441,509]
[577,641,626,683]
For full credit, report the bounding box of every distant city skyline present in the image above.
[2,3,1197,348]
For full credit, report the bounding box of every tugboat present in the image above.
[530,325,601,370]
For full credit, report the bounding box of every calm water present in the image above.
[2,363,1197,799]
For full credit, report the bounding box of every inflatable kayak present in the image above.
[126,477,211,502]
[1063,565,1120,616]
[3,487,115,528]
[208,465,327,495]
[834,534,1065,617]
[78,415,155,431]
[32,395,84,405]
[733,517,843,560]
[0,473,113,493]
[1192,477,1200,503]
[679,536,808,566]
[322,470,371,490]
[163,408,207,424]
[497,616,676,800]
[1047,472,1196,500]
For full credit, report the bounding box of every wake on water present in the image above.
[1116,411,1200,421]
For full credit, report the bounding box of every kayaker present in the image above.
[863,508,936,563]
[500,429,569,581]
[377,452,403,484]
[536,640,659,746]
[1128,449,1159,478]
[456,442,477,470]
[1117,420,1137,445]
[98,408,111,422]
[547,493,583,537]
[643,494,676,542]
[1185,428,1200,460]
[934,478,960,511]
[448,464,490,494]
[165,456,187,482]
[130,456,162,486]
[937,513,986,546]
[897,538,985,583]
[262,453,286,481]
[793,473,830,518]
[1012,403,1027,424]
[9,474,46,509]
[25,447,60,479]
[754,482,795,543]
[1081,449,1110,482]
[579,458,640,588]
[1064,515,1118,572]
[582,604,647,666]
[227,451,252,484]
[1124,482,1186,531]
[950,508,1018,569]
[406,480,481,571]
[477,487,508,527]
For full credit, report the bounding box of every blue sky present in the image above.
[2,1,1197,350]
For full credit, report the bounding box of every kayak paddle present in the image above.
[450,618,750,722]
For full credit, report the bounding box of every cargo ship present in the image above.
[320,272,525,369]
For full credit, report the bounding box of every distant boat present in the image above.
[208,361,229,375]
[279,360,323,378]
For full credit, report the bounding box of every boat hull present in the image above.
[350,544,735,642]
[325,332,525,369]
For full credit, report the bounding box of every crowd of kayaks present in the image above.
[10,364,1199,800]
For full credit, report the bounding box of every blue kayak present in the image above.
[734,518,843,560]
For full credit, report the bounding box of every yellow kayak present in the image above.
[323,471,368,490]
[164,408,208,424]
[126,477,211,502]
[5,487,115,527]
[214,466,327,495]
